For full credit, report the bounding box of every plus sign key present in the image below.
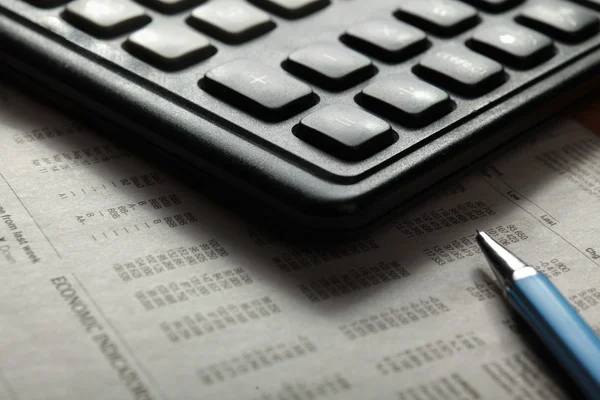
[202,59,316,121]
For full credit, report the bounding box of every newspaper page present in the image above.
[1,80,600,400]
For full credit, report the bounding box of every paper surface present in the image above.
[2,81,600,400]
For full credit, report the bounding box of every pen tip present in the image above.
[476,229,481,234]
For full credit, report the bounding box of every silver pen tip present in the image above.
[476,230,528,286]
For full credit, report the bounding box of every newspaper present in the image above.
[1,81,600,400]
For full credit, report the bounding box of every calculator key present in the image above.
[342,18,428,62]
[188,0,275,44]
[415,46,505,97]
[135,0,204,13]
[125,23,216,70]
[459,0,522,12]
[468,23,554,69]
[249,0,330,19]
[63,0,151,38]
[516,1,599,42]
[284,42,375,91]
[395,0,479,37]
[202,59,316,121]
[296,104,396,161]
[358,74,452,127]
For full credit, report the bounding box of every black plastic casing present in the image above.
[1,3,600,229]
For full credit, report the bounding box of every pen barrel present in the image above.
[508,274,600,399]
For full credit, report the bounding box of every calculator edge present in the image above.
[1,10,600,230]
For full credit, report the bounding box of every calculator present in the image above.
[1,0,599,228]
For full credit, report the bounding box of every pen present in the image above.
[476,230,600,399]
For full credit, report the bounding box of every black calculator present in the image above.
[1,0,599,228]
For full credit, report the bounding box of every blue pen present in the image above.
[476,230,600,399]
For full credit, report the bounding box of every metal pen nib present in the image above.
[476,230,528,289]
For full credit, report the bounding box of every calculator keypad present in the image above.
[9,0,600,177]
